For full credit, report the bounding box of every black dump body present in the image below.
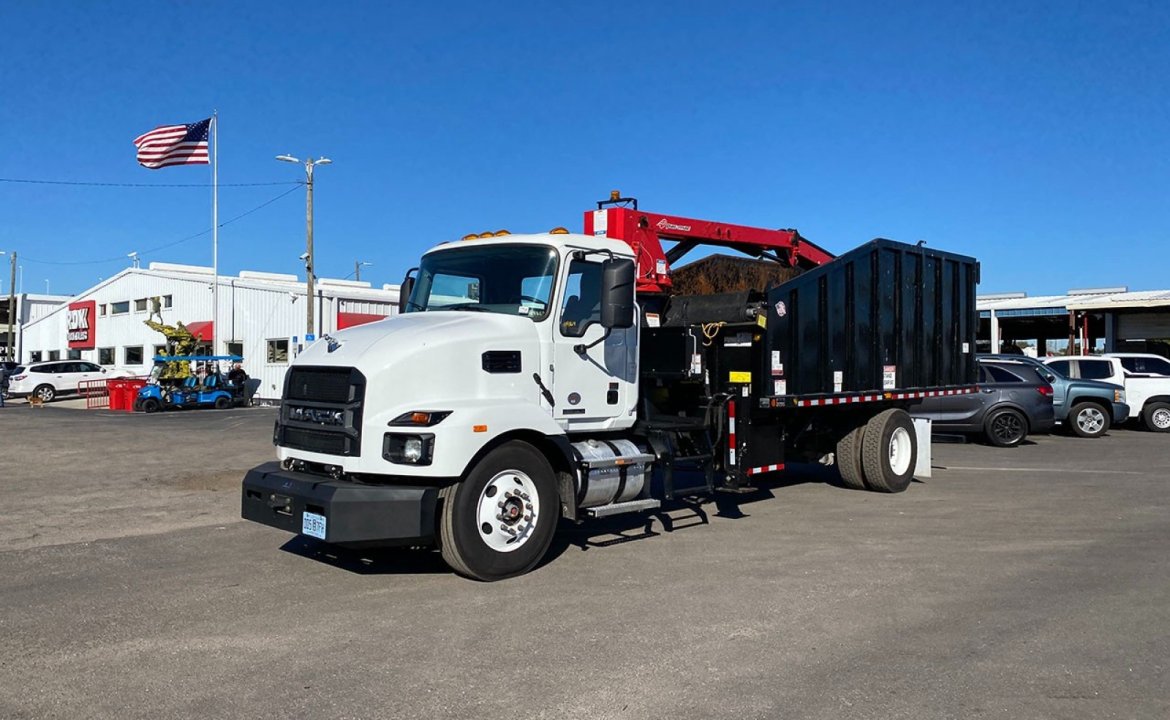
[767,239,979,397]
[641,239,979,402]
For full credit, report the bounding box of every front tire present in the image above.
[214,396,231,410]
[439,441,559,581]
[984,408,1027,447]
[1143,402,1170,433]
[1068,402,1110,438]
[34,384,56,403]
[861,409,917,493]
[142,397,162,413]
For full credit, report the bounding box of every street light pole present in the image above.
[354,260,371,282]
[277,154,331,339]
[2,251,14,360]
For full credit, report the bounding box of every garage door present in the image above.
[1118,313,1170,341]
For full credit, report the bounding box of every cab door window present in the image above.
[559,260,603,338]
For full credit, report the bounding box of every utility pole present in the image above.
[277,154,332,338]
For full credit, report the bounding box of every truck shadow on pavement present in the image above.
[276,469,841,577]
[279,536,450,575]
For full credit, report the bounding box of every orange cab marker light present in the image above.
[410,411,431,425]
[549,227,570,234]
[473,424,488,433]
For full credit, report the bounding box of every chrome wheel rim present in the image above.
[477,469,540,553]
[1076,407,1105,434]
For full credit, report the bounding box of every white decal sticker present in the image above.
[592,209,608,236]
[690,353,703,376]
[774,300,787,317]
[962,342,970,353]
[645,313,660,328]
[883,365,897,390]
[774,379,787,396]
[833,370,844,393]
[656,259,667,275]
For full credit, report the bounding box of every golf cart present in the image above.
[134,355,247,412]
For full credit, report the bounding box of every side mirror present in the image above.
[600,258,636,329]
[397,269,417,314]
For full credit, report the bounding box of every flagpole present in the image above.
[212,111,219,355]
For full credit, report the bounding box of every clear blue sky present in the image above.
[1,1,1167,297]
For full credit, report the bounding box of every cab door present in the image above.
[550,257,637,432]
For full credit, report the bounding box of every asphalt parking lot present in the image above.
[1,406,1167,719]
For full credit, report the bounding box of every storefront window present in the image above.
[67,349,82,360]
[98,347,115,365]
[48,350,61,361]
[124,346,144,365]
[111,301,130,315]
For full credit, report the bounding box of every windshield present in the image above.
[406,244,559,321]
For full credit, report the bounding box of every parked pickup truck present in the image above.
[980,354,1127,438]
[1044,356,1170,433]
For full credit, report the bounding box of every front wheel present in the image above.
[1068,402,1109,438]
[984,408,1027,447]
[1143,402,1170,433]
[142,397,162,413]
[214,396,231,410]
[439,441,559,581]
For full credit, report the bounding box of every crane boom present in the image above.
[582,193,835,294]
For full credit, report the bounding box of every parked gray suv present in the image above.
[911,359,1056,447]
[979,354,1128,438]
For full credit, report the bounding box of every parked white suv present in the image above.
[6,361,117,403]
[1043,355,1170,432]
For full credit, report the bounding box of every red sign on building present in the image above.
[67,300,97,350]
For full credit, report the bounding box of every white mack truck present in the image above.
[242,194,979,580]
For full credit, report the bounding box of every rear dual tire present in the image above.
[835,409,917,493]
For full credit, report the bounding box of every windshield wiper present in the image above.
[441,303,491,313]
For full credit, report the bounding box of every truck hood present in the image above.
[298,311,539,371]
[294,311,545,422]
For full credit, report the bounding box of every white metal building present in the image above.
[2,293,71,360]
[19,262,400,400]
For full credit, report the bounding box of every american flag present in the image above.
[133,118,211,169]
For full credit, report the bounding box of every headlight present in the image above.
[402,437,424,463]
[383,433,434,465]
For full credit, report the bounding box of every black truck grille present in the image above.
[278,366,366,456]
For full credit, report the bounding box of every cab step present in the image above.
[585,498,662,518]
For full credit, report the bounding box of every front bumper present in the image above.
[1112,401,1131,424]
[241,462,439,546]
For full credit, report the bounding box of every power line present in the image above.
[22,184,304,266]
[0,177,302,188]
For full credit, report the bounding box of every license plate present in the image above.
[301,511,327,540]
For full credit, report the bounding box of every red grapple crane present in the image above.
[582,192,835,294]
